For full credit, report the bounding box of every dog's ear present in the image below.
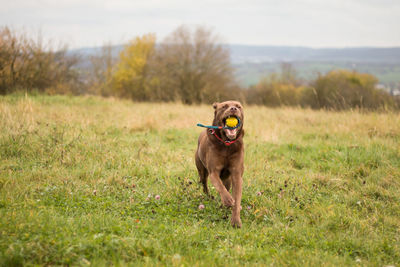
[212,102,219,110]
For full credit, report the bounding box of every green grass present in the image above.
[1,94,399,266]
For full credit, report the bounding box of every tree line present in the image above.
[1,25,399,110]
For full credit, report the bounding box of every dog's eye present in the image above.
[223,104,228,109]
[236,105,241,109]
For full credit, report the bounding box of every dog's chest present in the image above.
[213,148,239,166]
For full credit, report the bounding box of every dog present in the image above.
[195,100,244,228]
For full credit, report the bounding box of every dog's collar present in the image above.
[209,129,238,146]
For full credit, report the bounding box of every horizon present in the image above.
[73,42,400,51]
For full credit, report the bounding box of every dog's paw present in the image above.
[231,217,242,228]
[221,194,235,207]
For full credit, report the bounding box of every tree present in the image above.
[111,34,156,100]
[280,62,298,85]
[0,26,80,95]
[0,27,30,94]
[87,43,115,96]
[155,25,236,104]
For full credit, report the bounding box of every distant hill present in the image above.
[72,44,400,64]
[71,44,400,87]
[234,61,400,87]
[228,45,400,64]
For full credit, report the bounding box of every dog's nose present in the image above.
[230,106,237,111]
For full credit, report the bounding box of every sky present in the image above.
[1,0,400,49]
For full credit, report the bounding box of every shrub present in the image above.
[311,70,397,110]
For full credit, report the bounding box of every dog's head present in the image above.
[212,100,244,140]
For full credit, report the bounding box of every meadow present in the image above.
[0,94,399,266]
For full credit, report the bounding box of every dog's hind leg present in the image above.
[195,152,209,194]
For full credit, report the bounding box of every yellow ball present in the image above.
[225,116,238,128]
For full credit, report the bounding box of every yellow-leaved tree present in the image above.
[111,34,156,100]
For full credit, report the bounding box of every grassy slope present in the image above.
[0,94,399,266]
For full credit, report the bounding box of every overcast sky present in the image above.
[1,0,400,49]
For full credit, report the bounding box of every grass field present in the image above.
[1,94,399,266]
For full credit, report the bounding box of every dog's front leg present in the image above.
[231,171,243,228]
[209,171,235,207]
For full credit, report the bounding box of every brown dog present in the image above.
[195,100,244,228]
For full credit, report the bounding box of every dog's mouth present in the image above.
[222,115,240,140]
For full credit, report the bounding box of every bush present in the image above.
[311,70,397,110]
[246,66,303,107]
